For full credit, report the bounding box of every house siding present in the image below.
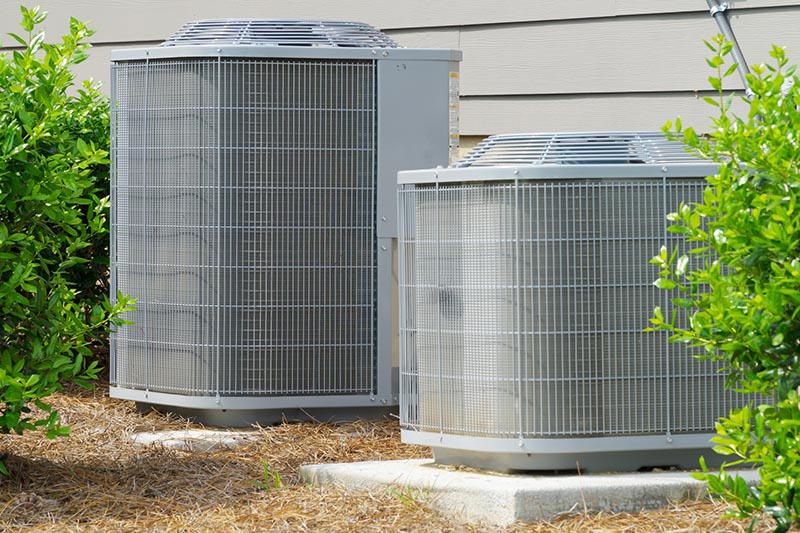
[1,0,799,136]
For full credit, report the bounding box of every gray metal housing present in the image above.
[397,131,749,472]
[109,19,461,425]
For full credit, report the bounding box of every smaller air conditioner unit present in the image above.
[397,131,750,472]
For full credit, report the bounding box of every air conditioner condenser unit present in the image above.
[109,19,461,425]
[397,131,751,472]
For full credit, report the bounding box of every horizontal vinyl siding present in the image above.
[0,0,794,41]
[1,1,799,136]
[460,92,748,135]
[457,8,800,96]
[389,6,800,133]
[614,0,800,16]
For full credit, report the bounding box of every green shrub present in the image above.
[651,35,800,532]
[0,6,132,472]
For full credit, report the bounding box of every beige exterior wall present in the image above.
[1,0,799,138]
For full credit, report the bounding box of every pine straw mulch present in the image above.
[0,384,786,532]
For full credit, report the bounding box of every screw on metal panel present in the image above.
[518,440,525,448]
[513,169,520,175]
[382,51,389,57]
[661,166,668,173]
[372,49,378,55]
[381,245,387,251]
[217,49,221,54]
[370,396,376,402]
[381,216,387,222]
[381,398,387,405]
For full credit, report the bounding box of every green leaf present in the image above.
[29,31,45,53]
[683,127,698,146]
[25,374,40,388]
[75,137,89,156]
[672,297,695,308]
[654,278,678,290]
[724,63,740,78]
[6,32,26,47]
[712,445,736,456]
[675,255,690,277]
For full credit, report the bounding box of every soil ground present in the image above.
[0,383,784,532]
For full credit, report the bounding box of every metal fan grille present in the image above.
[456,132,702,168]
[111,57,377,396]
[398,179,749,438]
[161,19,400,48]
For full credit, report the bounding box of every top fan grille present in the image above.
[457,131,704,167]
[161,19,400,48]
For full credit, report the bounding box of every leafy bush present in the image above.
[0,6,132,471]
[651,35,800,532]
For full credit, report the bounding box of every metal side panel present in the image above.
[376,59,455,238]
[375,237,399,404]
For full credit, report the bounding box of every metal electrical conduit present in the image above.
[705,0,755,99]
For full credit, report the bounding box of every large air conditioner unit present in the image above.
[109,19,461,425]
[397,131,750,472]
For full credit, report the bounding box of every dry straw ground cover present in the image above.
[0,383,782,532]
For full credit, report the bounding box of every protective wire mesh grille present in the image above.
[111,57,377,396]
[398,179,749,438]
[161,19,400,48]
[456,132,703,168]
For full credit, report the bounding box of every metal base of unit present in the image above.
[111,387,398,428]
[136,403,398,427]
[402,430,724,473]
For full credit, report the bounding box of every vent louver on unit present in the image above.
[109,19,461,425]
[397,131,752,472]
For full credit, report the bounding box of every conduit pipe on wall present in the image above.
[705,0,754,98]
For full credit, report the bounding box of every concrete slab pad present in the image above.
[130,429,258,452]
[299,459,759,527]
